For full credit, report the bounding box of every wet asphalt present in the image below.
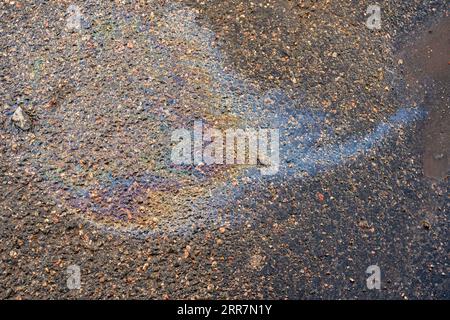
[0,1,448,299]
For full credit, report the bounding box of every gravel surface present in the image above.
[0,0,448,299]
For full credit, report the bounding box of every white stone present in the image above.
[11,106,31,130]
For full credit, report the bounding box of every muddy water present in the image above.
[400,15,449,180]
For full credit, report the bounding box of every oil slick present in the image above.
[37,3,426,238]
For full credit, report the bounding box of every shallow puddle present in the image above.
[400,15,449,180]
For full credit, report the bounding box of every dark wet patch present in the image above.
[399,14,449,180]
